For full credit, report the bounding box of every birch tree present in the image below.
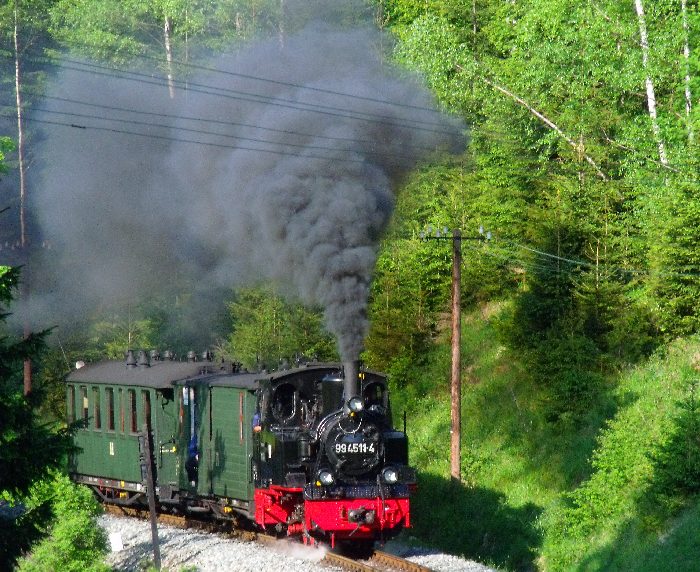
[634,0,669,166]
[681,0,693,142]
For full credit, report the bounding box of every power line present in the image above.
[51,42,451,117]
[25,92,442,154]
[0,112,397,165]
[392,234,700,280]
[13,53,458,136]
[27,106,424,163]
[461,241,557,275]
[507,240,700,279]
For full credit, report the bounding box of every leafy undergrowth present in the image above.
[394,306,700,571]
[541,338,700,571]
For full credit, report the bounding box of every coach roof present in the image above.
[65,360,231,389]
[64,360,354,390]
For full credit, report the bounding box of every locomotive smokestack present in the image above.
[344,360,360,400]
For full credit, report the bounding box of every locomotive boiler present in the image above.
[66,351,415,548]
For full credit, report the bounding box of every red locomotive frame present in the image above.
[254,485,410,547]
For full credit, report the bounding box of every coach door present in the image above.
[178,383,208,493]
[155,388,178,488]
[209,387,256,503]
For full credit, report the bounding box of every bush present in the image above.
[17,473,110,572]
[524,333,606,424]
[648,379,700,509]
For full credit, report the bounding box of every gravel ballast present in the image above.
[99,514,498,572]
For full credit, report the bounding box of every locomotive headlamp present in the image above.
[382,466,399,484]
[317,470,335,486]
[347,396,364,414]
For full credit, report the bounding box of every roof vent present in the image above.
[125,350,137,369]
[137,350,150,367]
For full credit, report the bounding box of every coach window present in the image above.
[93,387,102,430]
[129,389,138,433]
[119,388,125,433]
[106,388,115,431]
[81,386,88,426]
[141,390,151,431]
[68,386,76,423]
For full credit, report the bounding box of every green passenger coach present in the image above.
[66,351,259,517]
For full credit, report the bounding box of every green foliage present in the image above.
[16,473,109,572]
[0,137,14,175]
[89,315,156,359]
[389,301,700,571]
[226,286,336,370]
[650,174,700,336]
[48,0,377,65]
[0,268,72,497]
[539,339,699,570]
[648,378,700,510]
[534,333,605,424]
[385,0,700,346]
[0,267,74,568]
[395,305,606,570]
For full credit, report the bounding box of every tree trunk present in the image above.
[278,0,285,50]
[164,16,175,99]
[634,0,669,166]
[14,3,26,252]
[681,0,693,143]
[14,0,31,396]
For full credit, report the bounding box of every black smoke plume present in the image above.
[27,20,464,360]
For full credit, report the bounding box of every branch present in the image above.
[602,129,679,173]
[589,1,613,22]
[455,64,608,181]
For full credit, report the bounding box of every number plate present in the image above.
[334,441,376,454]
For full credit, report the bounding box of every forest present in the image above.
[2,0,700,570]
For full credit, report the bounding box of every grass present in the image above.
[393,304,700,571]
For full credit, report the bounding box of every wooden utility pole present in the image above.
[450,229,462,483]
[421,226,490,484]
[141,421,161,570]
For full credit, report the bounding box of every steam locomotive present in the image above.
[65,351,415,548]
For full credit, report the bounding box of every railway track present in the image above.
[323,549,434,572]
[103,504,434,572]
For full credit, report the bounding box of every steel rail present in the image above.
[370,550,434,572]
